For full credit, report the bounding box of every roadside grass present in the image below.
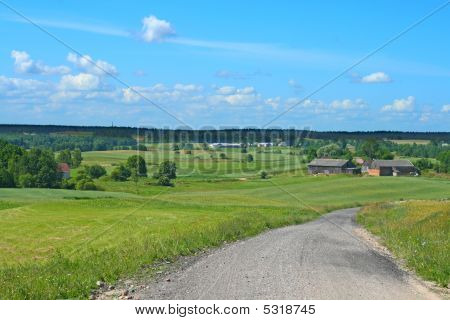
[357,200,450,287]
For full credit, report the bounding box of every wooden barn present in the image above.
[57,163,71,179]
[367,159,418,176]
[307,159,360,175]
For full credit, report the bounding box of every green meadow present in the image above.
[0,147,449,299]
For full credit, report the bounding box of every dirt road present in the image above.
[136,208,438,299]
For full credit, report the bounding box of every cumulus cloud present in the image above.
[210,86,260,107]
[67,53,117,76]
[442,104,450,112]
[59,73,100,90]
[265,97,280,109]
[173,83,203,92]
[330,98,366,109]
[141,15,175,42]
[360,71,391,83]
[11,50,70,75]
[381,96,415,112]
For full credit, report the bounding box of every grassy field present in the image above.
[388,139,431,145]
[358,201,449,287]
[1,145,449,299]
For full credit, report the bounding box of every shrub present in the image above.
[154,160,177,179]
[260,171,268,179]
[87,164,107,179]
[110,164,131,181]
[247,154,254,162]
[18,173,35,188]
[60,178,76,189]
[157,174,172,186]
[219,153,227,159]
[76,179,97,190]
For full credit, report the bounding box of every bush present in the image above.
[260,171,268,179]
[111,164,131,181]
[154,160,177,179]
[60,178,76,189]
[157,174,172,186]
[76,179,98,190]
[18,173,35,188]
[219,153,227,159]
[247,154,254,162]
[87,164,107,179]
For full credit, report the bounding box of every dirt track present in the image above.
[135,208,439,300]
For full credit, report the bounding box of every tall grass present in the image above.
[358,201,449,287]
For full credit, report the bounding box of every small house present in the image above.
[57,163,71,179]
[367,159,418,176]
[307,159,360,175]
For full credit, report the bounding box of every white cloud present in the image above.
[59,73,100,90]
[215,86,236,95]
[360,72,391,83]
[265,97,280,109]
[442,104,450,112]
[381,96,415,112]
[141,15,175,42]
[174,83,203,92]
[330,98,366,109]
[11,50,70,75]
[67,53,117,76]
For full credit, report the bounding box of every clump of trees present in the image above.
[153,160,177,186]
[0,139,61,188]
[56,149,83,168]
[61,164,106,190]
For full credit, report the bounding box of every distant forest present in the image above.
[1,124,449,146]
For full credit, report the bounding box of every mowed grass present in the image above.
[82,147,305,178]
[0,174,449,299]
[358,201,450,287]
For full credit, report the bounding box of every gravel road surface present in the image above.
[136,208,438,299]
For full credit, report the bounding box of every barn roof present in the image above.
[371,159,414,168]
[308,159,349,167]
[57,163,70,172]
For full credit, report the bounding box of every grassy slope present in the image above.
[0,174,449,298]
[358,201,449,287]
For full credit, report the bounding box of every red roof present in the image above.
[57,163,70,173]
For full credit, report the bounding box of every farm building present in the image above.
[209,143,242,148]
[307,159,360,175]
[366,159,418,176]
[57,163,71,179]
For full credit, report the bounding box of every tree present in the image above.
[260,171,268,179]
[436,151,450,173]
[56,149,72,166]
[247,154,254,162]
[155,160,177,179]
[316,143,342,158]
[87,164,107,179]
[413,158,433,171]
[126,155,147,177]
[111,164,131,181]
[219,153,227,160]
[241,147,247,153]
[0,169,14,187]
[72,149,83,168]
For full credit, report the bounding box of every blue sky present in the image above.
[0,0,449,130]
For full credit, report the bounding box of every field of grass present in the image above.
[1,171,449,299]
[358,201,449,287]
[1,145,449,299]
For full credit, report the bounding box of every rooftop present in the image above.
[371,159,415,168]
[308,159,350,167]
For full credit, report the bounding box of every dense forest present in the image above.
[0,125,449,153]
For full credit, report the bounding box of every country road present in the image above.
[135,208,438,300]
